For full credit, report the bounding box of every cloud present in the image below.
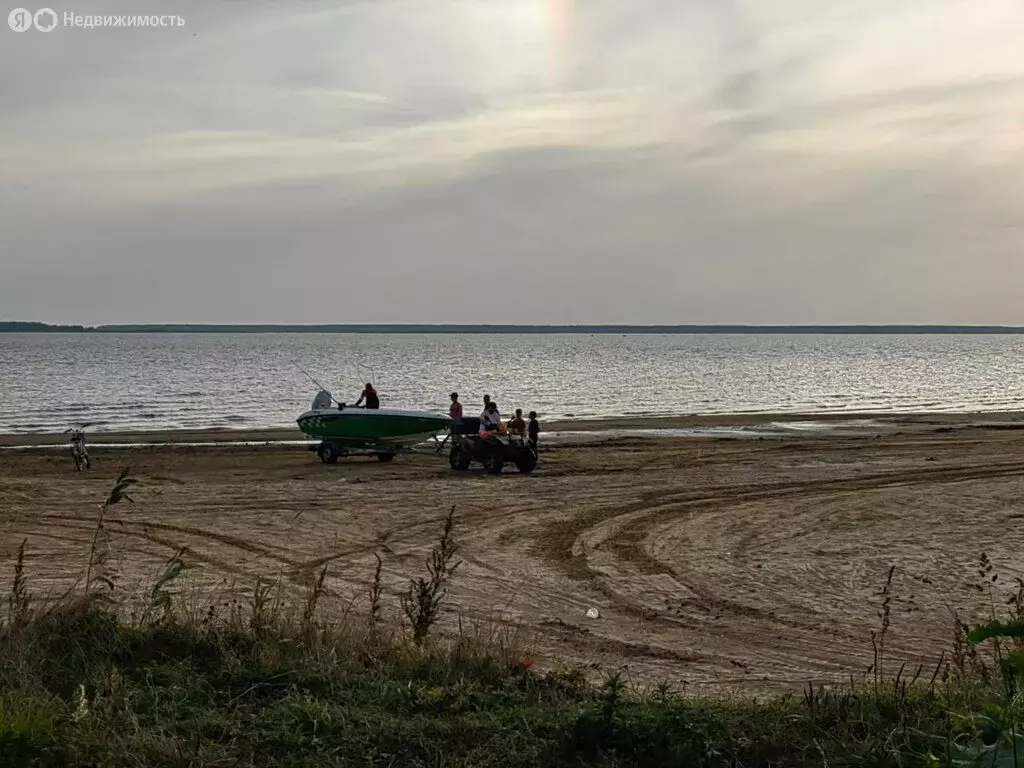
[2,0,1023,323]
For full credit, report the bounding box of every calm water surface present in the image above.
[1,333,1023,433]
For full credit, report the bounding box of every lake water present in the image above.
[2,333,1023,434]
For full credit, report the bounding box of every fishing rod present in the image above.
[356,360,377,388]
[292,360,341,405]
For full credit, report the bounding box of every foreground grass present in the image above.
[3,596,1022,768]
[1,470,1022,766]
[2,598,1010,768]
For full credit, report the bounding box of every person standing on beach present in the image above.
[483,394,491,411]
[355,383,379,409]
[508,408,526,436]
[449,392,463,425]
[527,411,539,451]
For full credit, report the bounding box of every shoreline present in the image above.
[2,409,1023,447]
[7,323,1024,334]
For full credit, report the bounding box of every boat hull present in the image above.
[296,407,451,446]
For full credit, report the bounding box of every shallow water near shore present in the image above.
[3,332,1024,434]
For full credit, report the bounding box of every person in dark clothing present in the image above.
[527,411,539,451]
[356,383,379,409]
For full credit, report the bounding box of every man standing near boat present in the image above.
[355,383,379,409]
[449,392,463,426]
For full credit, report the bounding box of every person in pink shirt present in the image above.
[449,392,463,425]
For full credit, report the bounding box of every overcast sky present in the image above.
[1,0,1022,324]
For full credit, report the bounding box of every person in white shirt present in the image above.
[479,401,502,434]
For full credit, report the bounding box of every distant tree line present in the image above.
[0,321,88,332]
[3,322,1024,334]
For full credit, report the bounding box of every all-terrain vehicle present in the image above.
[448,417,538,475]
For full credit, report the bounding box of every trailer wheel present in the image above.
[376,452,395,462]
[319,443,339,464]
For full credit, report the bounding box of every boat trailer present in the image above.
[308,433,450,464]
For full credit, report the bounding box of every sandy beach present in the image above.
[3,414,1024,693]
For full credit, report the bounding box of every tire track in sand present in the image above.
[12,513,305,581]
[521,459,1024,684]
[541,459,1024,583]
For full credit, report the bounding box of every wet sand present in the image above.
[2,420,1024,693]
[2,409,1023,446]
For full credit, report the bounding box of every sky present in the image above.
[1,0,1023,325]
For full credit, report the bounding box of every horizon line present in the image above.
[4,321,1024,334]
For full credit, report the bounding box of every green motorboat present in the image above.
[297,390,451,463]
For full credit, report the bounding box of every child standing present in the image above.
[508,408,526,436]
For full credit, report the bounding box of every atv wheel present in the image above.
[483,453,504,475]
[449,445,472,470]
[515,451,537,474]
[376,452,395,462]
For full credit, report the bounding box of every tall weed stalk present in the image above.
[85,467,136,599]
[402,506,461,645]
[6,539,30,630]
